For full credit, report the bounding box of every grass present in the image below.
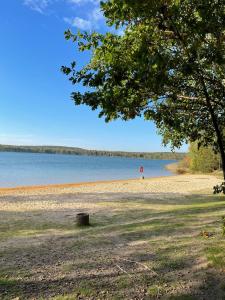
[206,246,225,268]
[0,278,17,287]
[0,190,225,299]
[41,287,96,300]
[147,284,161,297]
[168,296,199,300]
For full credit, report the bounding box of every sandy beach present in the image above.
[0,174,221,196]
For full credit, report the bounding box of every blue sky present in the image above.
[0,0,187,152]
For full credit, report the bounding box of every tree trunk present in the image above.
[76,213,90,226]
[216,133,225,181]
[201,77,225,180]
[168,16,225,180]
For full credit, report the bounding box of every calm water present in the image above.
[0,152,176,187]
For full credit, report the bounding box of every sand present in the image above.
[0,174,221,196]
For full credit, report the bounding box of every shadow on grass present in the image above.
[0,192,225,299]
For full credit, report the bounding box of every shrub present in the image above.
[189,142,220,173]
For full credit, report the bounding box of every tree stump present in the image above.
[76,213,90,226]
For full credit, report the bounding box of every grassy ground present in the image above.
[0,188,225,299]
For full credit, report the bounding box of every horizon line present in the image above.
[0,143,187,154]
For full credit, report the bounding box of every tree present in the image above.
[62,0,225,192]
[189,142,220,173]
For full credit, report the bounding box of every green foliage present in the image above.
[189,142,220,173]
[62,0,225,153]
[188,142,225,195]
[214,182,225,194]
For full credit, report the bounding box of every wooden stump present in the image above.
[76,213,90,226]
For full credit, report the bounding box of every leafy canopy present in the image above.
[62,0,225,150]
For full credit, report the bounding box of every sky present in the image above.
[0,0,187,152]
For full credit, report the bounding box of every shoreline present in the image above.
[165,161,181,173]
[0,163,178,192]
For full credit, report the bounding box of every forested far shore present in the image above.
[0,144,185,160]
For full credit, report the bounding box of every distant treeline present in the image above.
[0,144,185,160]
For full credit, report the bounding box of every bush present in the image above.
[189,142,220,173]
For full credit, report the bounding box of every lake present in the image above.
[0,152,176,187]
